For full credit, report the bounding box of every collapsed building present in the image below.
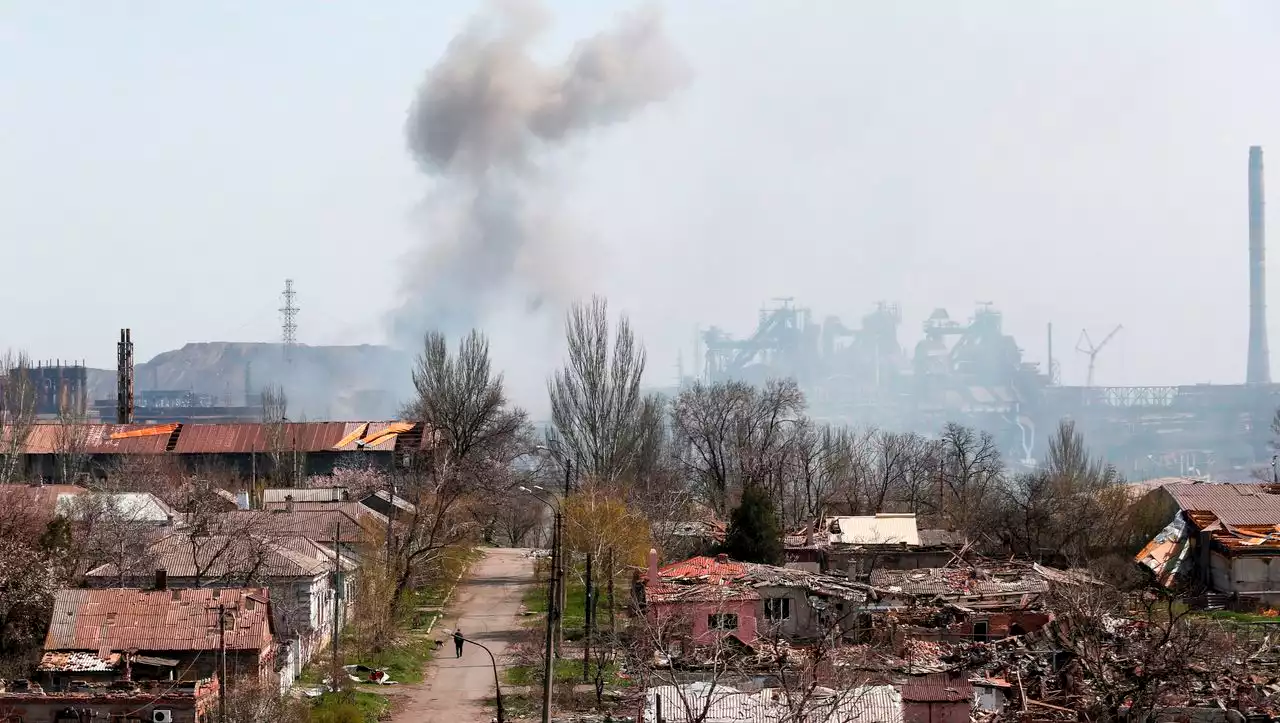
[1136,480,1280,605]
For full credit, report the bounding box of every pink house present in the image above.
[642,550,761,645]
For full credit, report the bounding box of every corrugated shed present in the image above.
[899,673,973,702]
[23,423,174,454]
[1164,482,1280,526]
[263,487,350,504]
[643,683,903,723]
[45,588,272,653]
[171,422,354,454]
[827,514,920,546]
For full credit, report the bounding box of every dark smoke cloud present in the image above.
[389,0,689,346]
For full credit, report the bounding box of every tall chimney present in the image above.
[1248,146,1272,384]
[116,328,134,423]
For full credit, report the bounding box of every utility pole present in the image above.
[607,547,616,638]
[541,511,560,723]
[218,603,227,723]
[582,551,592,682]
[331,520,342,691]
[557,459,571,652]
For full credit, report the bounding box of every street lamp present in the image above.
[460,636,505,723]
[520,486,561,723]
[535,443,574,496]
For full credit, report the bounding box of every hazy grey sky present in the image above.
[3,1,1279,408]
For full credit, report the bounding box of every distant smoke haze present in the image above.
[388,0,690,351]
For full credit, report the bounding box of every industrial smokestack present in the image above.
[116,328,134,424]
[1248,146,1271,384]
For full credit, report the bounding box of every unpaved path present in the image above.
[392,547,534,723]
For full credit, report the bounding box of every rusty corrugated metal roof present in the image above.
[900,673,973,702]
[0,483,86,517]
[172,422,354,454]
[19,421,428,456]
[24,423,174,454]
[46,588,273,653]
[1164,482,1280,526]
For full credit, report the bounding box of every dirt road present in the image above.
[393,547,533,723]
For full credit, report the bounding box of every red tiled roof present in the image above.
[46,588,273,653]
[1163,482,1280,526]
[657,555,748,584]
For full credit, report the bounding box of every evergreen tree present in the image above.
[721,483,783,564]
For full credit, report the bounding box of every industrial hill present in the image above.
[85,342,412,420]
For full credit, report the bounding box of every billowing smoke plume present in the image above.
[389,0,689,345]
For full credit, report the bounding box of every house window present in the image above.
[764,598,791,621]
[972,620,989,641]
[708,613,739,631]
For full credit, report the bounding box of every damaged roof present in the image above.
[648,555,870,604]
[1163,482,1280,526]
[46,588,273,653]
[870,565,1050,601]
[37,651,121,673]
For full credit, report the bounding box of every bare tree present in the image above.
[260,384,298,485]
[0,537,54,673]
[390,330,529,613]
[671,378,805,516]
[934,423,1002,535]
[54,399,91,484]
[1046,580,1223,720]
[548,296,649,484]
[493,493,544,547]
[997,421,1129,562]
[218,674,310,723]
[0,351,37,485]
[626,597,750,723]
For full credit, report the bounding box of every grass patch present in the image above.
[298,545,482,689]
[504,659,626,687]
[486,693,540,719]
[522,561,626,640]
[311,690,389,723]
[1200,609,1280,624]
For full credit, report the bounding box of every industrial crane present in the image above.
[1076,325,1123,387]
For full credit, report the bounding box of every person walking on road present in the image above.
[453,629,464,658]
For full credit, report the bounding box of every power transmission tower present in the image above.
[1076,324,1123,387]
[280,279,299,362]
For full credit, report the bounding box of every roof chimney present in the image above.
[285,494,294,513]
[1249,146,1272,383]
[715,553,729,564]
[154,569,167,591]
[647,548,659,583]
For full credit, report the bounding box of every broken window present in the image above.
[708,613,739,631]
[764,598,791,621]
[973,620,989,641]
